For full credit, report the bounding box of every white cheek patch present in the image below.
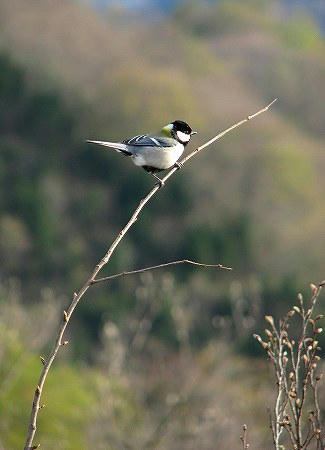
[177,130,190,143]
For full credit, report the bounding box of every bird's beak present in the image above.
[191,131,197,135]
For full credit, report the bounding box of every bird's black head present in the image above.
[172,120,193,134]
[162,120,197,145]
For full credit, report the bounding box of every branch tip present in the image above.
[268,98,278,107]
[93,259,231,285]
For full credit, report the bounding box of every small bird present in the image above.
[87,120,197,187]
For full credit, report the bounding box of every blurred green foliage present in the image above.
[0,0,324,353]
[174,0,271,36]
[0,315,143,449]
[276,17,323,51]
[0,0,324,445]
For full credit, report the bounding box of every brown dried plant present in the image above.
[254,281,324,450]
[240,424,250,449]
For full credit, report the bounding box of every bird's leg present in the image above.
[174,161,183,170]
[149,172,165,188]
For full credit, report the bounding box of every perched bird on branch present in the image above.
[87,120,197,187]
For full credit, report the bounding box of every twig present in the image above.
[23,99,277,450]
[92,259,232,284]
[240,424,250,449]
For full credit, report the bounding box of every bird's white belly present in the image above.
[131,143,184,170]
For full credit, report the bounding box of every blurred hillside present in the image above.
[0,0,324,294]
[0,0,324,447]
[86,0,325,31]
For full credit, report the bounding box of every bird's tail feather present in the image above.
[86,140,132,156]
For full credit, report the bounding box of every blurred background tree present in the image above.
[0,0,324,448]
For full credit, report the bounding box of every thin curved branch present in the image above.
[92,259,232,285]
[23,99,277,449]
[160,98,277,186]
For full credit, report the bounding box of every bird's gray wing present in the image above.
[122,135,175,147]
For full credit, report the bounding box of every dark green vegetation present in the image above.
[0,0,324,447]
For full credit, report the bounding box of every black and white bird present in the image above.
[87,120,197,187]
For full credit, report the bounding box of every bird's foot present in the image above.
[149,171,165,188]
[155,179,165,189]
[174,161,183,170]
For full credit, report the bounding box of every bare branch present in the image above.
[23,100,276,449]
[255,282,324,450]
[92,259,232,285]
[240,424,250,449]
